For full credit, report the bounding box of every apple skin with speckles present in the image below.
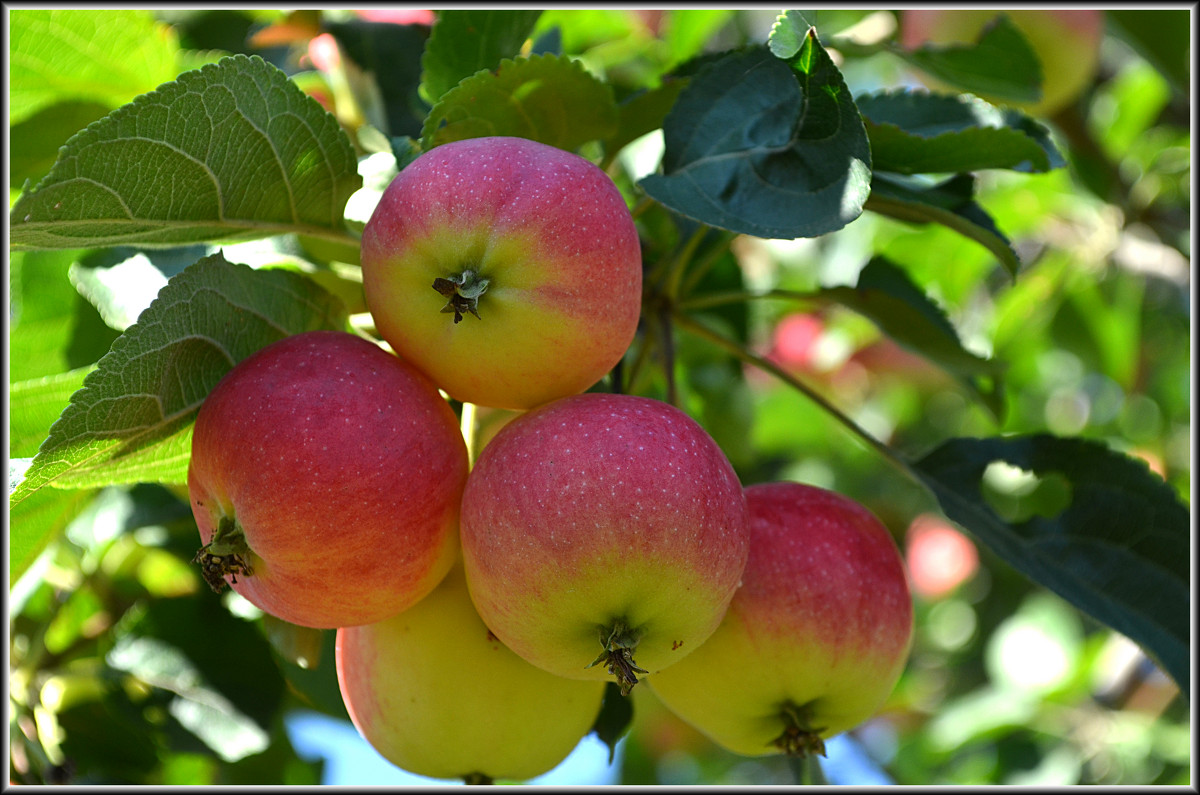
[187,330,468,628]
[360,136,643,411]
[335,562,606,783]
[459,392,750,694]
[649,482,913,757]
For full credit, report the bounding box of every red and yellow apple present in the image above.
[360,135,643,411]
[459,392,750,694]
[187,330,467,628]
[336,562,606,783]
[649,481,913,757]
[899,10,1105,117]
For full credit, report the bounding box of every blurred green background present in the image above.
[8,8,1191,785]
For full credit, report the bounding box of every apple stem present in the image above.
[771,701,828,758]
[432,269,490,323]
[586,621,648,696]
[192,515,254,593]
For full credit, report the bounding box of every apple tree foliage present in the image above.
[7,8,1191,785]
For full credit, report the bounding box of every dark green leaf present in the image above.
[10,54,363,251]
[824,257,1004,416]
[859,89,1063,174]
[421,53,619,152]
[275,630,351,721]
[640,40,871,239]
[9,252,348,506]
[591,682,634,765]
[893,13,1043,104]
[51,681,163,779]
[261,614,325,670]
[865,173,1020,278]
[418,9,542,105]
[913,434,1190,698]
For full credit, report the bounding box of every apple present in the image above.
[459,392,750,694]
[187,330,468,628]
[336,562,606,783]
[359,135,643,411]
[648,481,913,757]
[905,512,979,600]
[899,10,1105,117]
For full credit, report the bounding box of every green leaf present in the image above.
[9,100,110,190]
[859,89,1064,175]
[912,434,1191,698]
[418,9,543,105]
[639,35,871,239]
[9,54,363,251]
[9,368,95,458]
[824,257,1004,416]
[893,13,1043,104]
[8,249,122,382]
[107,633,267,761]
[660,10,736,70]
[7,474,96,587]
[604,78,688,164]
[865,173,1021,278]
[8,252,348,506]
[1106,10,1190,96]
[421,53,619,152]
[8,9,182,125]
[590,682,634,765]
[68,245,211,332]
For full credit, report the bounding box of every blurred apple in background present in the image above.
[768,312,826,373]
[904,513,979,601]
[899,10,1105,117]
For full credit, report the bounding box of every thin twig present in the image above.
[672,311,916,480]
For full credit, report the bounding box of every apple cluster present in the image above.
[186,136,913,783]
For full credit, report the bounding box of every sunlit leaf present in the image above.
[9,252,348,503]
[418,9,542,105]
[7,474,96,587]
[9,368,95,458]
[8,9,181,125]
[10,54,362,251]
[421,53,619,152]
